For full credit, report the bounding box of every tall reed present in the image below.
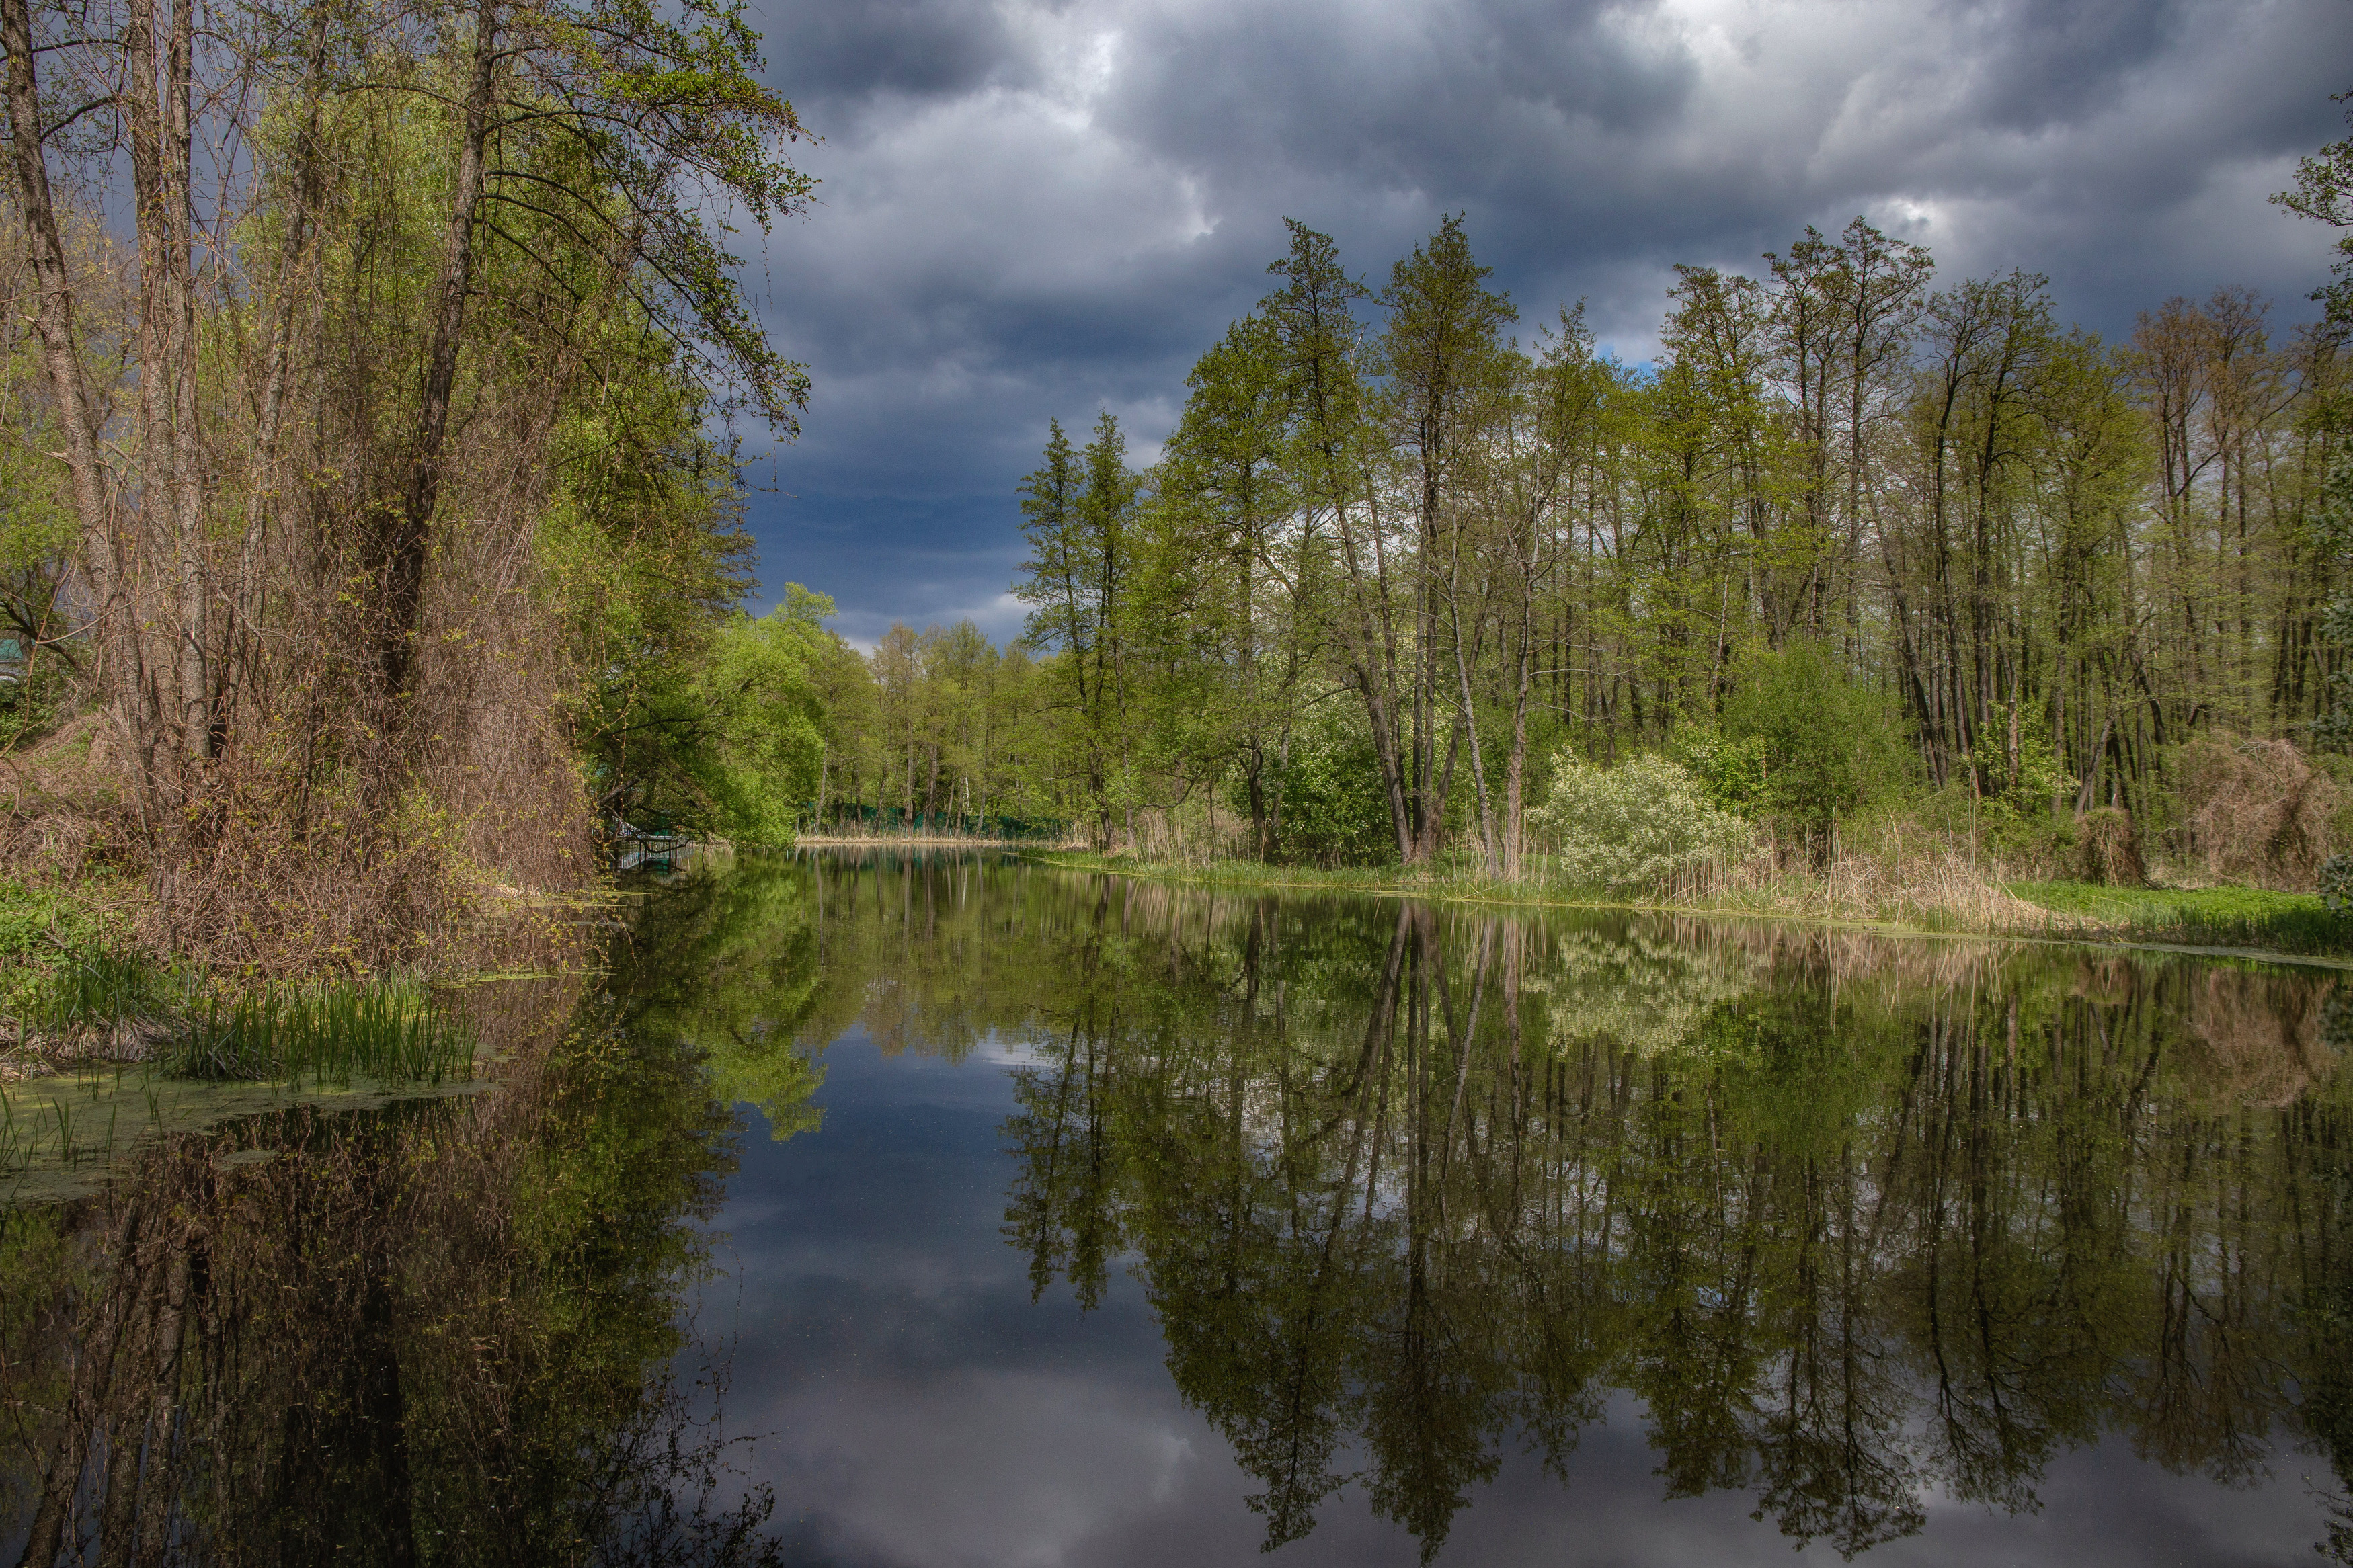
[165,979,475,1087]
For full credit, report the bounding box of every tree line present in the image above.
[830,152,2353,870]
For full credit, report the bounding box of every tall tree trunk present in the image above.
[1,0,158,821]
[164,0,205,771]
[124,0,208,788]
[384,0,500,713]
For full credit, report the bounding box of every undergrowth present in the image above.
[3,934,476,1086]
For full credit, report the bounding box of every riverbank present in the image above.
[1023,851,2352,960]
[793,834,1083,850]
[0,862,590,1087]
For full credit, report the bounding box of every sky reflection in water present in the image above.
[641,850,2353,1568]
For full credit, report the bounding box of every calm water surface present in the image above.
[5,849,2350,1565]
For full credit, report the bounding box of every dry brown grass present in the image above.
[2077,806,2147,886]
[2180,965,2333,1108]
[1668,822,2055,933]
[2175,735,2337,890]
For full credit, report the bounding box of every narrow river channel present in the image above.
[6,847,2350,1565]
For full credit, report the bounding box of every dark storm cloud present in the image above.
[765,0,1025,118]
[1952,0,2188,131]
[738,0,2353,647]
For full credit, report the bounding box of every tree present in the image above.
[2275,87,2353,325]
[692,591,833,844]
[0,0,813,861]
[1718,640,1907,860]
[367,0,814,722]
[1265,220,1413,858]
[1160,311,1304,856]
[1375,212,1517,868]
[1016,412,1141,845]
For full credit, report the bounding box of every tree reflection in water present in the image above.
[603,850,2353,1563]
[17,850,2337,1565]
[0,968,795,1567]
[976,878,2352,1561]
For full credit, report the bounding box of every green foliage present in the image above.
[1676,729,1771,815]
[692,591,834,844]
[1257,708,1394,865]
[1015,413,1144,839]
[1718,640,1909,842]
[580,577,837,847]
[0,878,128,964]
[2325,852,2353,917]
[1960,706,2079,839]
[1533,752,1754,891]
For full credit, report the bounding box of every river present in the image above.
[5,847,2349,1565]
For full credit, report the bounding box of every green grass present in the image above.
[2,930,475,1088]
[162,979,476,1086]
[0,877,139,1023]
[23,940,192,1032]
[2006,881,2350,954]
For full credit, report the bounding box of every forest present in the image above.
[808,135,2353,918]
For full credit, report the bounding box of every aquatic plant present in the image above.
[166,979,475,1087]
[23,940,187,1033]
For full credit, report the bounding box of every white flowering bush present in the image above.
[1533,753,1755,892]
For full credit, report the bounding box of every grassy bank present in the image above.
[2003,882,2344,955]
[1025,852,2353,958]
[0,876,479,1085]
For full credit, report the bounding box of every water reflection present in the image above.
[1010,901,2349,1557]
[7,850,2348,1565]
[707,851,2352,1563]
[0,976,783,1566]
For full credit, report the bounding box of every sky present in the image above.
[732,0,2353,649]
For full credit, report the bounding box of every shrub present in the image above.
[1534,753,1754,893]
[1254,708,1395,866]
[2322,853,2353,917]
[1716,640,1909,858]
[2173,735,2337,889]
[2077,807,2145,887]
